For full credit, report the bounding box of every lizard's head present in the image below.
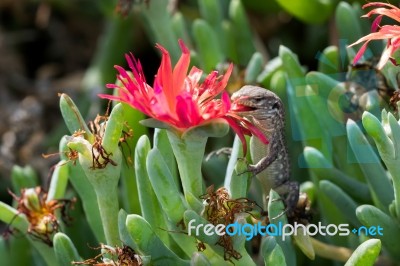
[231,85,284,123]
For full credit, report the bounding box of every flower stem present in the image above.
[167,131,207,198]
[83,151,121,246]
[94,182,120,246]
[68,138,122,246]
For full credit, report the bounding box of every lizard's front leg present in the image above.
[247,149,278,176]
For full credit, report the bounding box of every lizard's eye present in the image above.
[253,96,264,102]
[272,102,280,110]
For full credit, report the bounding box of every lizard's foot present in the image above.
[265,194,288,221]
[266,181,301,221]
[268,191,312,225]
[205,147,232,161]
[246,162,269,176]
[235,158,256,176]
[232,160,261,176]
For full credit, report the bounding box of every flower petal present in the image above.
[198,64,234,104]
[155,43,174,107]
[352,41,370,65]
[363,3,400,23]
[371,15,383,32]
[172,40,191,96]
[101,39,271,147]
[176,93,201,127]
[224,116,248,154]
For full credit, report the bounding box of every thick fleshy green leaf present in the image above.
[224,136,250,199]
[192,19,224,72]
[221,21,239,64]
[261,236,286,266]
[0,238,10,266]
[46,160,69,201]
[363,111,400,218]
[346,120,394,212]
[292,227,315,260]
[356,205,400,260]
[268,190,296,266]
[182,211,231,263]
[319,180,361,227]
[229,0,256,65]
[101,103,124,154]
[140,118,170,129]
[135,135,171,245]
[362,112,392,156]
[53,232,81,266]
[60,136,105,243]
[306,72,365,178]
[304,147,371,202]
[183,210,220,245]
[163,219,199,259]
[245,52,264,84]
[171,12,192,47]
[118,209,137,250]
[185,191,204,214]
[126,214,189,265]
[344,239,381,266]
[183,119,230,139]
[276,0,334,24]
[8,237,32,266]
[11,165,39,193]
[139,0,180,63]
[198,0,223,28]
[146,148,187,224]
[119,100,146,214]
[335,2,363,44]
[279,45,304,79]
[257,57,283,87]
[230,217,257,266]
[154,128,178,186]
[305,71,346,134]
[0,202,29,236]
[59,93,94,142]
[317,46,339,74]
[190,252,211,266]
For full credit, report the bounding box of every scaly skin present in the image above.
[231,85,299,212]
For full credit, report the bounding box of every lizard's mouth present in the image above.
[231,101,257,112]
[231,104,255,112]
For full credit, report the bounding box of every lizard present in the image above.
[230,85,300,215]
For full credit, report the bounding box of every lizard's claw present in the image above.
[239,162,263,177]
[247,163,260,174]
[235,158,258,176]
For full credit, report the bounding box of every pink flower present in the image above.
[99,40,267,153]
[349,2,400,69]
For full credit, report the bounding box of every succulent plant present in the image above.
[2,1,400,266]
